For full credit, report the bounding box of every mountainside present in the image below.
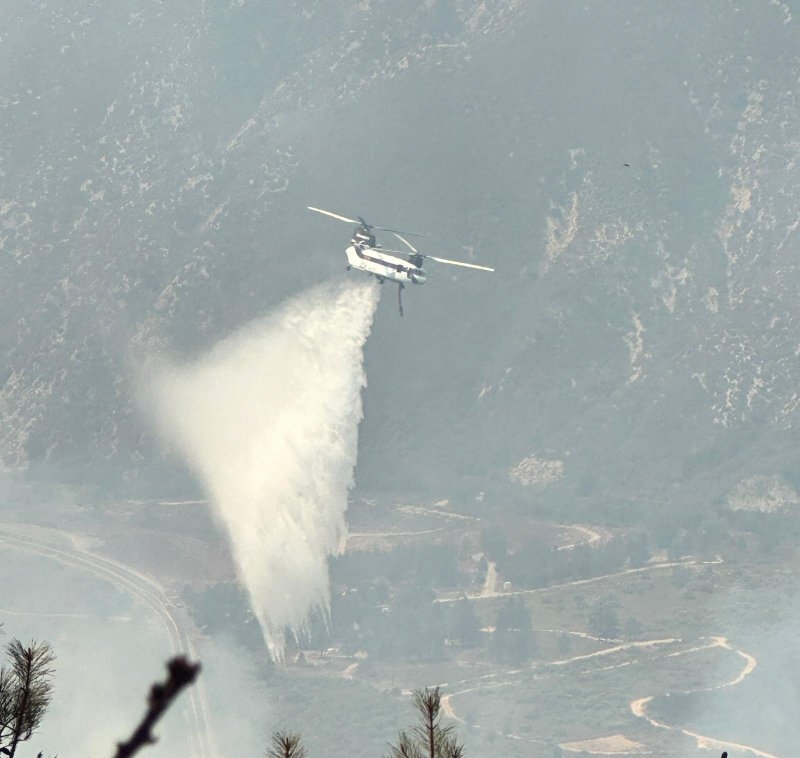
[3,1,799,520]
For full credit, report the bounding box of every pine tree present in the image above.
[386,687,465,758]
[0,640,55,758]
[266,731,307,758]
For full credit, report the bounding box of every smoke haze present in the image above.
[145,278,380,659]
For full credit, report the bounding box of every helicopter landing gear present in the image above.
[346,265,351,271]
[398,283,404,317]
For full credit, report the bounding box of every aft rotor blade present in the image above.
[373,225,423,237]
[392,232,419,253]
[427,255,495,272]
[307,206,359,224]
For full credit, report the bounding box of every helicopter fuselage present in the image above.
[307,205,492,316]
[346,244,427,286]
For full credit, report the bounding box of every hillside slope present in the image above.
[2,1,799,518]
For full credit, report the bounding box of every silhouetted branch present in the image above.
[112,656,200,758]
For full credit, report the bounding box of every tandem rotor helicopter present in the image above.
[307,206,495,316]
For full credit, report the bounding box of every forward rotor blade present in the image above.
[373,225,423,237]
[427,255,495,272]
[307,206,359,224]
[391,232,418,253]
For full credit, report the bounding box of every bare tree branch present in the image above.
[112,656,200,758]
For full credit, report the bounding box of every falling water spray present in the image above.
[144,278,380,660]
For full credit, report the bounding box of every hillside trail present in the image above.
[436,557,723,604]
[394,503,606,548]
[439,635,679,752]
[551,522,604,550]
[481,561,498,595]
[442,634,769,756]
[630,636,774,758]
[402,499,720,605]
[356,502,769,755]
[397,501,629,603]
[433,533,764,758]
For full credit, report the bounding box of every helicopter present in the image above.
[307,206,495,316]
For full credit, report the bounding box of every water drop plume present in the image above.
[146,278,380,660]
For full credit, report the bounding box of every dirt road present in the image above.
[436,557,723,604]
[630,636,774,758]
[441,632,771,756]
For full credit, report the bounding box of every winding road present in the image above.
[435,557,724,604]
[422,506,768,756]
[630,636,774,758]
[0,526,215,758]
[440,630,772,757]
[349,504,772,755]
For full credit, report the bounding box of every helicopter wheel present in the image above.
[346,265,351,271]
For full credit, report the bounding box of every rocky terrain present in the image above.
[2,1,799,523]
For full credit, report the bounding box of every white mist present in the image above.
[146,278,380,659]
